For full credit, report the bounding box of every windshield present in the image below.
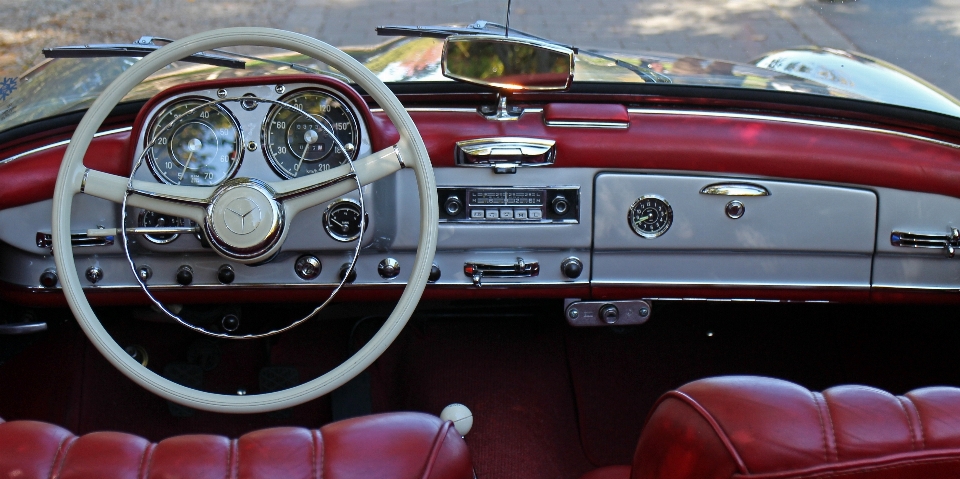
[2,0,959,130]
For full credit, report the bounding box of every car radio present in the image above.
[437,187,579,223]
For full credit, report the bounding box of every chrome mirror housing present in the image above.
[442,35,574,91]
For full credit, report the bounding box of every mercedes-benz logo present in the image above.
[223,197,263,235]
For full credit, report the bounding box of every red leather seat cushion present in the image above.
[583,376,960,479]
[0,412,473,479]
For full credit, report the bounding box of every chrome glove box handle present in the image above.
[464,257,540,287]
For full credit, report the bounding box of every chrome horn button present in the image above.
[204,178,284,262]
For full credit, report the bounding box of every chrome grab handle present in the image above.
[86,226,200,237]
[455,137,556,173]
[699,183,770,196]
[464,257,540,287]
[891,227,960,258]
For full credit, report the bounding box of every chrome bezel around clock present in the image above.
[628,195,673,239]
[323,198,367,242]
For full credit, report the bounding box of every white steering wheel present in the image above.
[51,28,438,413]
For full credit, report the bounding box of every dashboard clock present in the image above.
[628,196,673,238]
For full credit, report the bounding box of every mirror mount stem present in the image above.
[505,0,512,38]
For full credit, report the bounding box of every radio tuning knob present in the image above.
[443,195,463,216]
[561,257,583,279]
[551,195,570,215]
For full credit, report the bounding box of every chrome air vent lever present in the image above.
[891,227,960,258]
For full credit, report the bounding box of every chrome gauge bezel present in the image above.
[628,195,673,239]
[137,209,184,245]
[323,198,367,242]
[261,87,361,180]
[144,96,244,186]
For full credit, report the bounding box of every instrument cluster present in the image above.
[140,84,363,187]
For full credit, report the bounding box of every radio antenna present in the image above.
[505,0,512,37]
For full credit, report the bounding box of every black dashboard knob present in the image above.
[429,263,442,282]
[339,263,358,283]
[599,304,619,324]
[561,257,583,279]
[443,195,464,216]
[217,265,235,284]
[39,269,58,288]
[176,265,193,286]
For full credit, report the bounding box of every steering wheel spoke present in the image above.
[271,143,405,218]
[80,168,210,223]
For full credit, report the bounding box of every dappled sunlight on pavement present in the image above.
[916,0,960,35]
[630,0,805,36]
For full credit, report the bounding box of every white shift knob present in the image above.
[440,403,473,436]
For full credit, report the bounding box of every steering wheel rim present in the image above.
[51,28,438,413]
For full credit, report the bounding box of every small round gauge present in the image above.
[145,98,242,186]
[628,196,673,238]
[138,210,185,244]
[263,89,360,179]
[323,199,366,242]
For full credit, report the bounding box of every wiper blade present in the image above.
[43,43,245,69]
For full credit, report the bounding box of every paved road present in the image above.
[2,0,959,98]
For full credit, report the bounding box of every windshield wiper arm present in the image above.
[44,41,245,69]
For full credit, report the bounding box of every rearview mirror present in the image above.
[442,35,574,91]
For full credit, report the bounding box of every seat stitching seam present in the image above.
[316,430,325,479]
[902,396,926,449]
[49,436,77,479]
[143,443,157,479]
[136,443,153,479]
[669,391,750,474]
[421,421,453,479]
[822,393,840,462]
[895,397,917,451]
[810,392,829,462]
[227,438,237,479]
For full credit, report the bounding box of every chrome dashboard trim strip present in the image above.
[0,127,133,166]
[544,120,629,129]
[591,280,869,289]
[18,281,587,292]
[626,109,960,150]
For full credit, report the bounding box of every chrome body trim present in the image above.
[627,108,960,150]
[0,322,48,335]
[0,127,133,166]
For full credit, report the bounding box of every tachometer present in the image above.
[145,98,242,186]
[263,89,359,179]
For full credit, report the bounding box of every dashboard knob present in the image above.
[599,304,619,324]
[378,258,400,279]
[39,269,58,288]
[176,265,193,286]
[429,263,442,282]
[338,263,358,283]
[443,195,463,216]
[551,195,570,215]
[217,265,235,284]
[221,313,240,332]
[85,266,103,284]
[561,257,583,279]
[294,255,321,280]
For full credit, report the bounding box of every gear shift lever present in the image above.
[440,403,473,436]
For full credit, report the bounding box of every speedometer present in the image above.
[145,98,242,186]
[263,89,360,179]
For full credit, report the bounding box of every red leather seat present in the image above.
[0,411,472,479]
[585,376,960,479]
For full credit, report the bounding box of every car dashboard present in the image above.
[2,74,960,313]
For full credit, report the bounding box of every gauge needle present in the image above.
[294,128,319,176]
[330,217,346,230]
[177,137,202,185]
[635,215,650,223]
